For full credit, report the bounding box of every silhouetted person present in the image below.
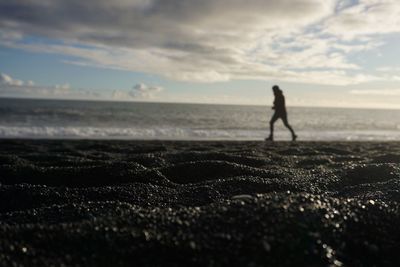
[266,85,297,141]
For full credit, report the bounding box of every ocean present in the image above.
[0,98,399,141]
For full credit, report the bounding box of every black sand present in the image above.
[1,140,400,266]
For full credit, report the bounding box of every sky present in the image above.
[1,0,400,108]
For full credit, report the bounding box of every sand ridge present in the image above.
[1,140,400,266]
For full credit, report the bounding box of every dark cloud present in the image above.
[0,0,334,49]
[1,0,396,84]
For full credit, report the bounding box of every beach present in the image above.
[1,140,400,266]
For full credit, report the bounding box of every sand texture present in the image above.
[1,140,400,266]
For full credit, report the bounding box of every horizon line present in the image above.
[1,95,400,111]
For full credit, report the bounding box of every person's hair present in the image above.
[272,85,281,94]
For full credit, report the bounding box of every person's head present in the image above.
[272,85,282,95]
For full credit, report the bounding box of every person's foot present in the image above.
[265,135,273,141]
[292,134,297,141]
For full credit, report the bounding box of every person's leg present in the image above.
[266,113,279,140]
[282,114,297,141]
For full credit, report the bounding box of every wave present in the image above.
[0,126,262,140]
[1,126,400,140]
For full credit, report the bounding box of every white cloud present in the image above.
[0,73,24,86]
[324,0,400,38]
[131,83,163,98]
[0,72,99,99]
[350,89,400,96]
[112,83,164,100]
[1,72,164,101]
[376,66,400,72]
[55,83,70,90]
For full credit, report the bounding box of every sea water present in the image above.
[1,98,400,140]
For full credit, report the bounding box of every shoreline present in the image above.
[2,138,400,142]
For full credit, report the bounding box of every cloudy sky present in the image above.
[1,0,400,108]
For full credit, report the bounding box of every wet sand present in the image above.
[1,140,400,266]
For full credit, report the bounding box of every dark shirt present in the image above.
[273,93,286,114]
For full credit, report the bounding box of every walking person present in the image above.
[266,85,297,141]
